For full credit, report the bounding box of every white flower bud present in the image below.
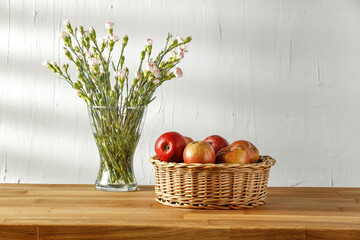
[58,31,69,39]
[153,79,160,85]
[145,38,153,46]
[176,36,184,43]
[51,61,57,66]
[135,71,142,79]
[42,60,49,67]
[63,19,70,26]
[96,37,104,44]
[152,69,161,78]
[105,22,114,30]
[82,30,89,37]
[114,69,128,78]
[88,57,101,66]
[106,33,119,42]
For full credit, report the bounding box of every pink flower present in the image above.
[120,70,128,78]
[134,71,142,79]
[105,22,114,30]
[106,33,119,42]
[145,38,153,46]
[179,44,188,52]
[174,67,183,78]
[88,57,101,66]
[146,61,156,71]
[177,51,184,59]
[146,61,161,77]
[58,31,69,39]
[152,69,161,78]
[114,69,128,78]
[153,79,160,85]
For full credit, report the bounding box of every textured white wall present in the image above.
[1,0,360,187]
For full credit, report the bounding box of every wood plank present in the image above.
[210,219,360,229]
[184,213,360,224]
[1,184,360,239]
[0,225,37,240]
[39,225,229,240]
[307,228,360,240]
[340,207,360,212]
[335,189,360,196]
[4,218,209,227]
[230,227,305,240]
[212,220,360,239]
[0,209,185,221]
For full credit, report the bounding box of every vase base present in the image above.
[95,183,138,192]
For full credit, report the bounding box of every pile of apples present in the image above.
[154,131,260,164]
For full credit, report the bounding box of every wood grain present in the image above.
[0,184,360,239]
[0,226,38,240]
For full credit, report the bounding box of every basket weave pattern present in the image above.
[150,155,276,210]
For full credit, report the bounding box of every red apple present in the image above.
[204,135,229,154]
[155,132,188,163]
[216,145,250,164]
[230,140,260,163]
[183,141,216,164]
[184,136,194,144]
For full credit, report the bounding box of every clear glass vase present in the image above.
[88,105,147,192]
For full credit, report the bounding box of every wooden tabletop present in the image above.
[0,184,359,240]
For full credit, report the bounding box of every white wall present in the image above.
[1,0,360,187]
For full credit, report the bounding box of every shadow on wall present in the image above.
[0,144,98,184]
[0,95,90,136]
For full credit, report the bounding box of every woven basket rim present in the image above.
[150,155,276,169]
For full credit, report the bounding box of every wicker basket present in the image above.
[150,155,276,210]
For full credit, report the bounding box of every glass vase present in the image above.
[88,105,147,192]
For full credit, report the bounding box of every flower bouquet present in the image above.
[43,20,191,191]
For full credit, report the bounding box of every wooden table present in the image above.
[0,184,359,240]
